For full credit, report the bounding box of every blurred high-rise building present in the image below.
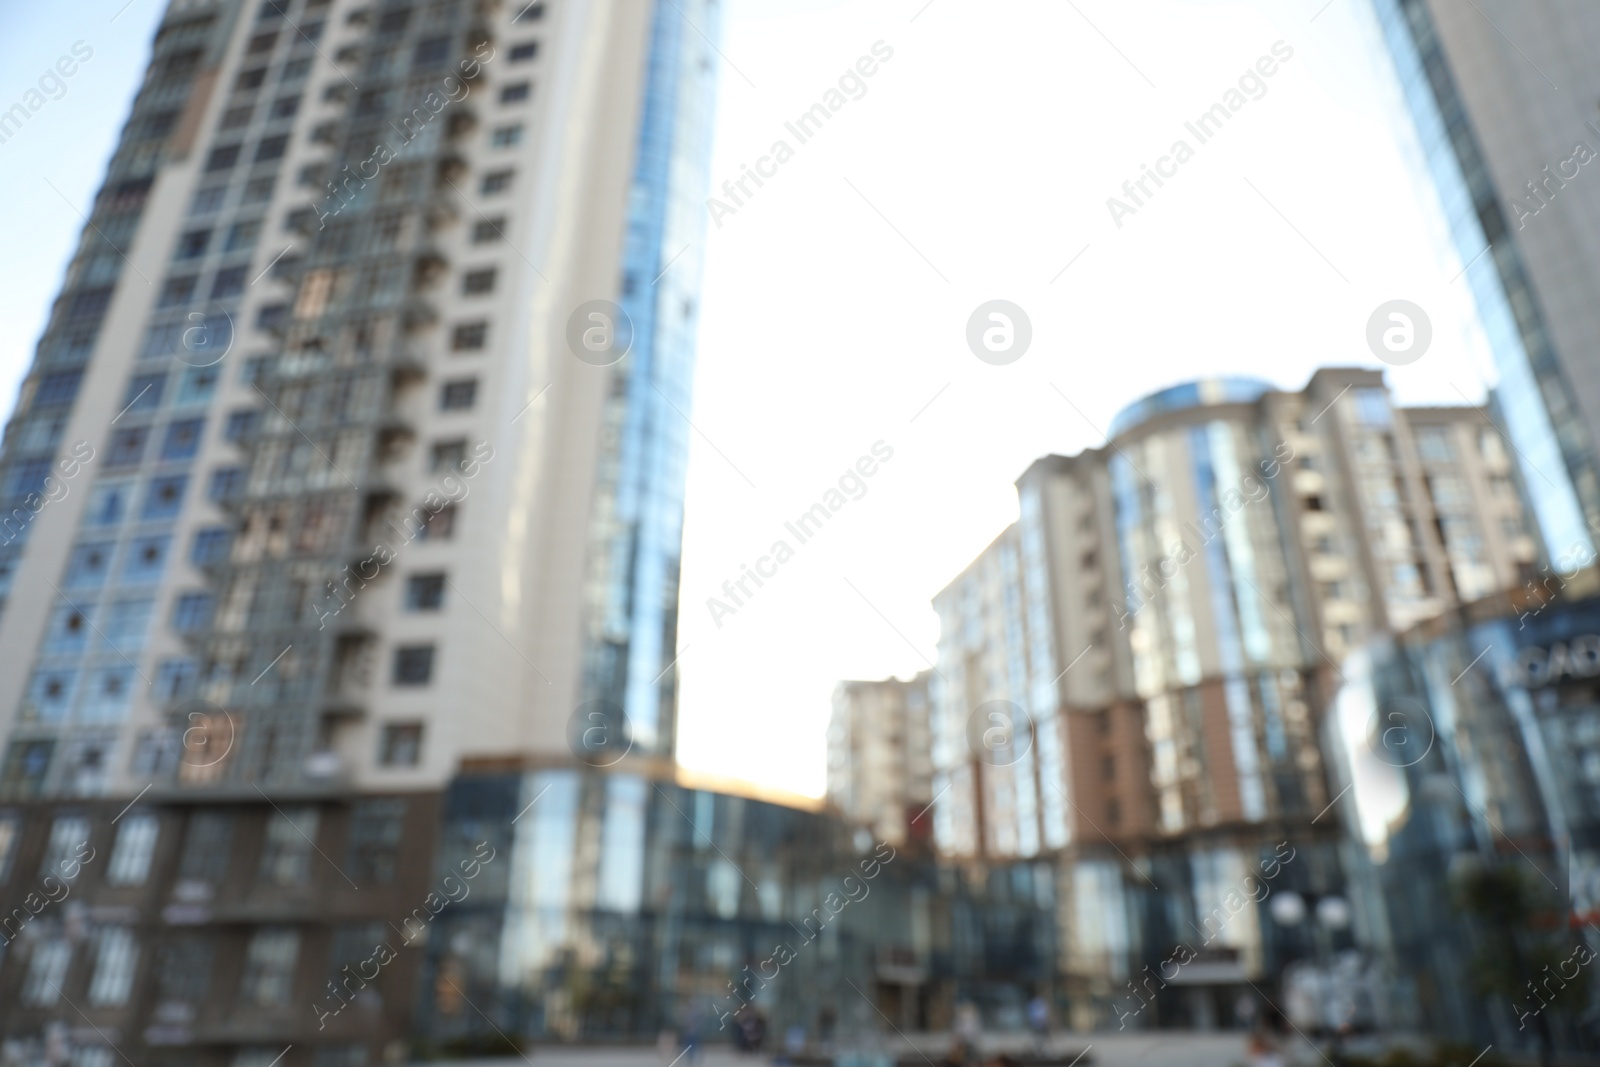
[0,0,716,1060]
[1372,0,1600,559]
[930,368,1538,1024]
[827,672,934,848]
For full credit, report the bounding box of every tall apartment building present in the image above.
[930,368,1538,1026]
[0,0,718,1063]
[827,672,934,848]
[1370,0,1600,559]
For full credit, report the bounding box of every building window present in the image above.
[439,379,477,410]
[240,350,275,384]
[245,175,277,202]
[430,439,467,473]
[209,466,245,502]
[416,505,456,540]
[173,592,216,633]
[104,812,159,889]
[178,810,233,882]
[1101,754,1115,781]
[122,535,171,584]
[191,185,227,214]
[499,82,530,103]
[140,475,187,519]
[327,925,387,1006]
[392,646,434,686]
[123,372,166,413]
[226,219,263,251]
[161,417,205,460]
[260,807,319,886]
[205,144,242,172]
[84,483,131,526]
[479,169,513,194]
[65,542,113,590]
[44,602,91,656]
[513,1,545,21]
[22,940,72,1006]
[256,303,288,330]
[413,35,450,67]
[29,668,76,720]
[280,57,312,82]
[1415,427,1455,463]
[510,41,538,61]
[0,815,19,882]
[105,596,154,648]
[160,276,198,308]
[225,408,260,442]
[379,723,423,767]
[5,460,49,503]
[155,658,198,703]
[177,229,211,259]
[404,573,446,611]
[42,814,92,882]
[0,740,55,797]
[156,934,213,1002]
[347,799,405,882]
[191,526,233,566]
[1353,388,1391,427]
[240,927,300,1006]
[452,321,488,350]
[176,365,220,406]
[236,67,267,90]
[211,266,247,299]
[490,124,522,147]
[254,134,289,162]
[471,217,505,243]
[461,268,496,295]
[105,428,148,467]
[88,926,139,1006]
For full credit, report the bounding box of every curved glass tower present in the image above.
[580,0,720,759]
[1369,0,1600,561]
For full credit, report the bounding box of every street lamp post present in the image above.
[1269,890,1352,1039]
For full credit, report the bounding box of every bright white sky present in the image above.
[2,0,1499,800]
[672,0,1500,798]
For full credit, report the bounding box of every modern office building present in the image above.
[1324,580,1600,1053]
[1370,0,1600,559]
[409,761,1062,1047]
[929,368,1539,1027]
[827,673,935,849]
[0,0,719,1062]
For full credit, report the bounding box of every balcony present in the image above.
[434,152,468,187]
[411,250,448,289]
[446,108,478,141]
[401,299,437,333]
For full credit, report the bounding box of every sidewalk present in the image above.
[418,1030,1309,1067]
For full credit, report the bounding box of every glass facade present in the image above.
[1326,591,1600,1050]
[581,0,721,757]
[414,769,1060,1044]
[1370,0,1600,559]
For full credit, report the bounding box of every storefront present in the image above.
[1325,587,1600,1053]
